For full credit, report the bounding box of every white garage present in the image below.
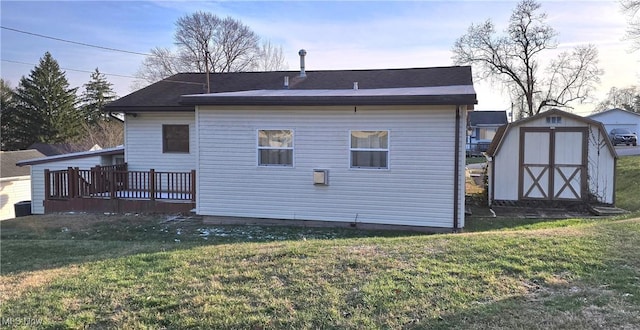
[587,108,640,136]
[486,109,617,206]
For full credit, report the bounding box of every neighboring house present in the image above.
[0,149,45,220]
[104,60,477,231]
[486,109,616,207]
[17,146,125,214]
[28,143,101,156]
[587,108,640,136]
[467,111,508,155]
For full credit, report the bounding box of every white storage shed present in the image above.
[486,109,617,206]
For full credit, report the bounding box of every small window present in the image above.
[350,130,389,169]
[258,130,293,166]
[163,125,189,153]
[546,116,562,124]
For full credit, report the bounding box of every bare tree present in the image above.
[133,47,185,90]
[72,120,124,150]
[134,12,271,87]
[452,0,602,117]
[622,0,640,50]
[594,85,640,112]
[539,45,602,110]
[216,17,260,72]
[257,40,288,71]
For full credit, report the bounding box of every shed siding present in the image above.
[586,125,615,203]
[30,156,102,214]
[125,112,196,172]
[491,112,616,204]
[493,126,520,200]
[196,105,464,228]
[0,176,31,220]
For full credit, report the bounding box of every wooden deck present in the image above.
[43,164,196,214]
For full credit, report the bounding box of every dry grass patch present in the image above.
[0,265,82,301]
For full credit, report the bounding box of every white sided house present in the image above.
[17,146,125,214]
[1,150,44,219]
[587,108,640,136]
[105,62,477,231]
[486,109,617,206]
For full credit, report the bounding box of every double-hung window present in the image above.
[258,130,293,166]
[350,130,389,169]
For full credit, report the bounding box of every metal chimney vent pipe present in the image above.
[284,76,289,89]
[298,49,307,77]
[353,82,358,90]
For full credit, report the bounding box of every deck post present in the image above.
[74,167,81,197]
[150,169,156,201]
[191,170,196,202]
[44,169,50,200]
[109,167,116,199]
[67,167,75,198]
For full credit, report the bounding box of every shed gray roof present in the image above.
[469,111,508,126]
[1,149,45,178]
[104,66,476,112]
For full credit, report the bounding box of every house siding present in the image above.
[30,156,103,214]
[196,105,465,228]
[0,176,31,220]
[125,112,196,172]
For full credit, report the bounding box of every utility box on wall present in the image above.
[313,169,329,185]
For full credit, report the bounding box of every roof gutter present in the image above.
[179,94,477,107]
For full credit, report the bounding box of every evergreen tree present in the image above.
[80,68,117,124]
[0,79,24,150]
[12,52,80,146]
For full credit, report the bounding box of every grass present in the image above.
[466,156,487,165]
[1,155,638,329]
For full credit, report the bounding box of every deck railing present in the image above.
[44,164,196,202]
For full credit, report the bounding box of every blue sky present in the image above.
[1,0,638,115]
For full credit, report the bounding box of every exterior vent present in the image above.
[298,49,307,78]
[313,169,328,185]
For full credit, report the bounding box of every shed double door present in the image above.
[519,128,587,201]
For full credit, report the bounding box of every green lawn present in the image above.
[1,156,639,329]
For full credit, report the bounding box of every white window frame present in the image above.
[349,130,390,170]
[257,129,294,167]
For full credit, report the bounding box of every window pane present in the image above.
[163,125,189,153]
[351,131,388,149]
[351,151,388,168]
[259,149,293,166]
[259,130,292,147]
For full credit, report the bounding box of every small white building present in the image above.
[486,109,617,206]
[0,150,44,219]
[587,108,640,136]
[17,146,125,214]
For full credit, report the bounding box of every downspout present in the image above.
[453,106,461,232]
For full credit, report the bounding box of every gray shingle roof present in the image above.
[469,111,508,126]
[105,66,475,112]
[1,149,45,178]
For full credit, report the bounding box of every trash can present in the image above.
[14,201,32,217]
